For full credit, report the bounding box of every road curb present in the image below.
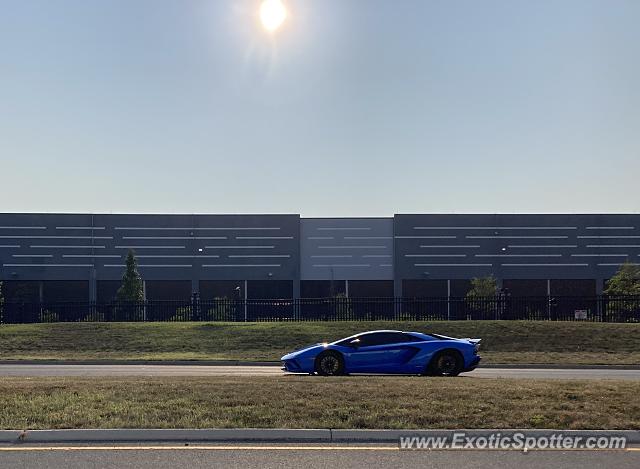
[477,364,640,370]
[1,428,638,444]
[0,360,281,367]
[0,360,638,370]
[0,429,331,444]
[330,429,640,443]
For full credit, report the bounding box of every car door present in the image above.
[344,333,421,373]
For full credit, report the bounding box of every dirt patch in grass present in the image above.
[0,376,637,430]
[0,321,638,364]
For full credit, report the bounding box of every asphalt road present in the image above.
[0,364,638,379]
[0,445,638,469]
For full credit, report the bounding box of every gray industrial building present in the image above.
[1,213,639,303]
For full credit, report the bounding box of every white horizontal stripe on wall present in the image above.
[62,255,121,258]
[396,236,456,239]
[55,226,106,230]
[317,245,387,249]
[413,226,577,230]
[586,227,635,230]
[0,236,112,239]
[115,227,281,231]
[508,245,578,248]
[406,254,467,258]
[115,246,186,249]
[586,245,640,248]
[475,254,562,257]
[343,236,393,240]
[414,263,493,267]
[12,254,53,258]
[312,264,371,268]
[501,263,588,267]
[31,245,106,249]
[571,254,629,257]
[311,255,353,258]
[122,236,227,240]
[228,255,291,258]
[205,245,275,249]
[316,227,372,231]
[598,263,640,266]
[202,264,281,267]
[419,245,480,248]
[379,264,393,267]
[578,236,640,239]
[104,264,193,268]
[3,264,94,267]
[0,226,46,230]
[135,255,221,258]
[467,236,568,239]
[307,236,334,240]
[0,245,20,248]
[235,236,294,240]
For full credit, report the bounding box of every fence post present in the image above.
[191,292,200,321]
[446,280,451,321]
[597,295,602,322]
[243,280,248,322]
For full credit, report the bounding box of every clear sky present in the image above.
[1,0,638,216]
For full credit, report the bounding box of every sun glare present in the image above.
[260,0,287,32]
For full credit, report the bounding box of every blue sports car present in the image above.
[281,330,481,376]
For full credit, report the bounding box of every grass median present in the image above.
[0,321,639,365]
[0,376,638,430]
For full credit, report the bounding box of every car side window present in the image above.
[358,333,406,346]
[397,333,424,343]
[354,333,384,347]
[344,332,424,347]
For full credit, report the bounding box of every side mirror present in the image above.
[349,339,361,348]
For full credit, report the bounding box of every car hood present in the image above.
[281,343,326,361]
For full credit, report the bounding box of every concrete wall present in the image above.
[0,213,300,299]
[300,218,393,280]
[2,213,640,300]
[394,214,640,285]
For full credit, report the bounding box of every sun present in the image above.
[260,0,287,32]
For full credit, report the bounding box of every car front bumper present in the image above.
[282,359,305,373]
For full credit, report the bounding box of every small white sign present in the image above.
[574,310,588,320]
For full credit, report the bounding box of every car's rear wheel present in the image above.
[427,350,463,377]
[315,351,345,376]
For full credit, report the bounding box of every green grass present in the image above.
[0,376,638,430]
[0,321,639,364]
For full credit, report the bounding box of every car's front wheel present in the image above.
[315,351,345,376]
[426,350,463,377]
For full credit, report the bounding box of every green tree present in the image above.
[466,276,498,298]
[116,250,144,302]
[604,262,640,296]
[464,276,499,319]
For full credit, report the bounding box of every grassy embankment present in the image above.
[0,376,638,430]
[0,321,639,364]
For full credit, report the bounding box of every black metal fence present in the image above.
[1,296,639,323]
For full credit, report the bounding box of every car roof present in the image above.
[334,330,425,343]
